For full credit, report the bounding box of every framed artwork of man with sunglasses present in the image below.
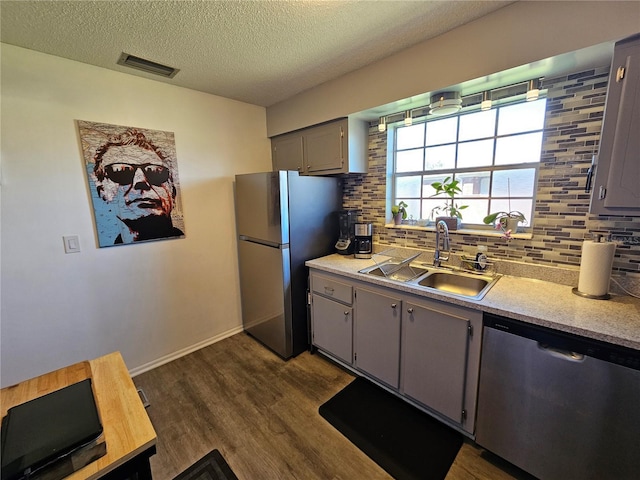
[78,120,185,247]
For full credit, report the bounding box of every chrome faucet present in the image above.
[434,220,450,267]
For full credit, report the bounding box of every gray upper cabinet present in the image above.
[590,33,640,215]
[304,121,345,174]
[271,118,368,175]
[271,133,304,172]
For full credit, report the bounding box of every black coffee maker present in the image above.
[335,210,358,255]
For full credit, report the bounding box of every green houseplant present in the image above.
[430,177,468,230]
[483,211,527,233]
[391,201,408,225]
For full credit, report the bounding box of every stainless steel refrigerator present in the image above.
[234,171,341,359]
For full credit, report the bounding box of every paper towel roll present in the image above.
[577,240,616,297]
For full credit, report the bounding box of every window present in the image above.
[391,98,546,228]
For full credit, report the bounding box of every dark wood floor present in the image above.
[133,333,531,480]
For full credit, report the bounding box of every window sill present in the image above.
[383,223,533,240]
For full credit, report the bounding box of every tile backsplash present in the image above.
[343,66,640,289]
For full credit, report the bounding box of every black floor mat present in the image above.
[172,449,238,480]
[319,377,463,480]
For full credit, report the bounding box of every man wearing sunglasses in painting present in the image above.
[92,129,184,244]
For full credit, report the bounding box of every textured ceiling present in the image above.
[0,0,513,107]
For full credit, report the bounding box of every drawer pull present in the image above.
[324,286,334,295]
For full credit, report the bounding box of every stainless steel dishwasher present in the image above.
[476,313,640,480]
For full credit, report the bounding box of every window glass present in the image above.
[497,99,546,135]
[396,199,421,220]
[422,198,443,221]
[425,145,456,170]
[396,149,423,172]
[397,123,425,150]
[495,132,543,165]
[395,175,422,197]
[457,139,494,168]
[459,110,496,141]
[460,199,490,224]
[421,174,452,198]
[492,169,536,197]
[425,117,457,146]
[456,171,491,196]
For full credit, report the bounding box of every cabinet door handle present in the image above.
[585,154,596,193]
[407,308,414,314]
[343,311,350,316]
[616,66,625,83]
[585,166,593,193]
[391,303,397,309]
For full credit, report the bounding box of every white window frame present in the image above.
[389,97,547,231]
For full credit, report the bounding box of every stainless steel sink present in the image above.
[411,270,499,300]
[359,263,428,282]
[359,258,500,299]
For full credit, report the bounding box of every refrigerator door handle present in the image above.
[239,235,288,250]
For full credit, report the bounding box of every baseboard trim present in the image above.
[129,326,245,378]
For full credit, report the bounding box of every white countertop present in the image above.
[306,254,640,351]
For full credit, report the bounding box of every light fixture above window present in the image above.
[481,91,492,111]
[526,79,540,101]
[404,110,413,126]
[378,116,387,132]
[376,78,542,126]
[429,91,462,116]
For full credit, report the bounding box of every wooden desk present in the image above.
[1,352,157,479]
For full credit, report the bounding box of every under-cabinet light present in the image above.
[526,79,539,101]
[481,91,492,111]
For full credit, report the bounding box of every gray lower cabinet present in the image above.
[354,286,402,388]
[310,272,353,364]
[309,269,482,434]
[401,299,481,428]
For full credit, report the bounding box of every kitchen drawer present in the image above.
[311,273,353,305]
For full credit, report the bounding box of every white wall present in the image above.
[0,44,271,387]
[267,0,640,136]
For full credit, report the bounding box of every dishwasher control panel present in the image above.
[484,314,640,371]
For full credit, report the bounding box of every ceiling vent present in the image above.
[429,91,462,116]
[117,53,179,78]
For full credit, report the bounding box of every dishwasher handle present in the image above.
[537,343,585,362]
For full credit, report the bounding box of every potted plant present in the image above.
[430,177,468,230]
[391,201,408,225]
[483,211,527,234]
